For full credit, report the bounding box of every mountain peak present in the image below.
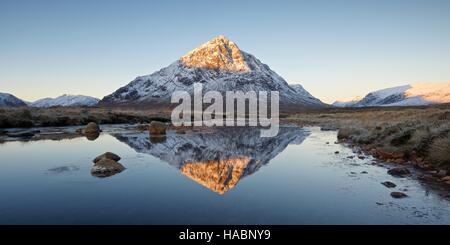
[102,36,327,108]
[180,35,250,72]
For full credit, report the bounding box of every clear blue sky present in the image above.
[1,0,450,103]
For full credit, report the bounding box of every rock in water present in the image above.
[93,152,121,163]
[91,158,125,178]
[85,122,100,134]
[387,167,411,177]
[391,192,408,198]
[381,181,397,188]
[149,121,167,135]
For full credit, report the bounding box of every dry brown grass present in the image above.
[0,106,171,128]
[428,135,450,167]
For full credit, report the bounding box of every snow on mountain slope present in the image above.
[102,35,326,108]
[290,84,325,105]
[354,85,411,107]
[332,83,450,107]
[30,94,99,108]
[0,92,27,107]
[332,96,363,107]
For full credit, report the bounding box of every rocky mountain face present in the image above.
[112,126,309,194]
[333,83,450,107]
[0,92,27,107]
[29,94,99,108]
[101,35,326,108]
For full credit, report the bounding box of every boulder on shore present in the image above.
[387,167,411,177]
[149,121,167,135]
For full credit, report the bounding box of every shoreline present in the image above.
[339,138,450,192]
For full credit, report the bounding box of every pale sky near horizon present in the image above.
[1,0,450,103]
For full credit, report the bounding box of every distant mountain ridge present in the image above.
[29,94,99,108]
[101,35,326,108]
[0,92,27,107]
[332,83,450,107]
[332,96,363,107]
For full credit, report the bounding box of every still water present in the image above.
[0,125,449,224]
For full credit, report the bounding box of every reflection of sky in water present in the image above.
[0,127,449,224]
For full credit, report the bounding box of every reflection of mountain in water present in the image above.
[113,127,309,194]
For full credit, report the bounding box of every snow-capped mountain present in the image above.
[101,35,326,108]
[0,92,27,107]
[332,96,363,107]
[332,83,450,107]
[30,94,99,108]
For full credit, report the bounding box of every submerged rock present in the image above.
[149,121,167,135]
[47,165,80,174]
[387,167,411,177]
[381,181,397,188]
[93,152,121,163]
[91,158,125,178]
[390,191,408,198]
